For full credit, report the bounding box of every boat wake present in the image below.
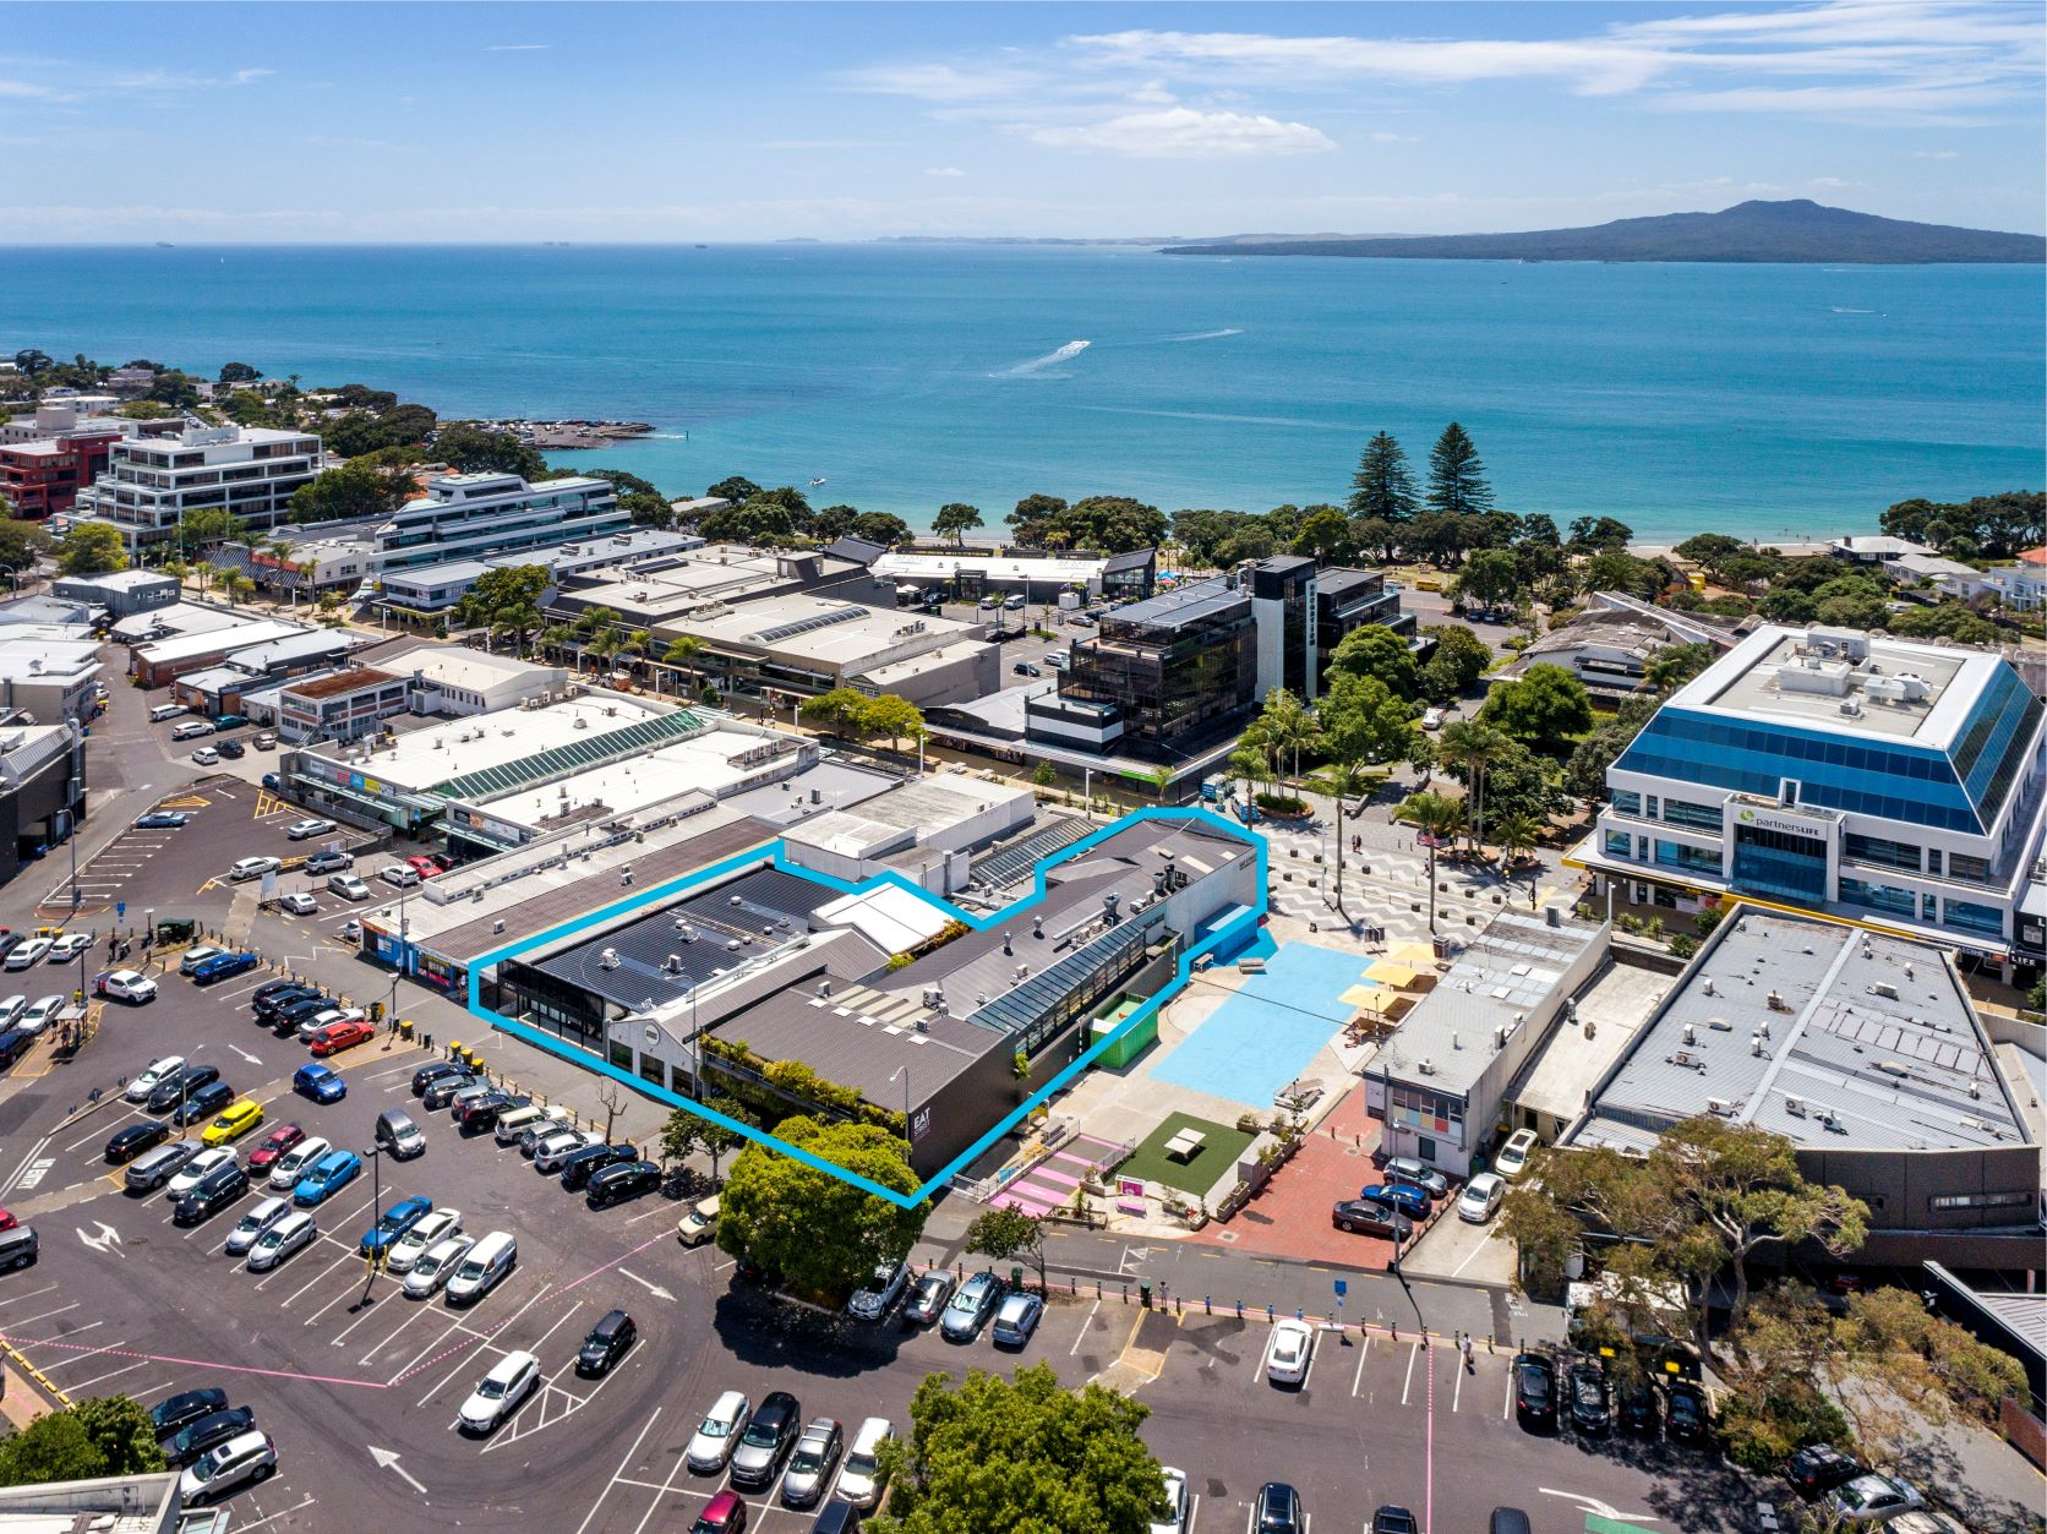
[998,339,1091,377]
[1829,306,1876,315]
[1163,327,1244,342]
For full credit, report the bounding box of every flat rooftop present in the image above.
[873,551,1116,583]
[134,619,306,665]
[1511,963,1676,1129]
[719,758,900,827]
[378,643,559,693]
[1569,907,2031,1155]
[1681,625,1988,746]
[471,725,808,829]
[669,594,983,666]
[299,693,678,794]
[1374,909,1609,1097]
[286,667,400,701]
[1105,575,1247,631]
[855,638,991,689]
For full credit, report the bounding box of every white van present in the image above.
[445,1230,515,1306]
[836,1416,892,1508]
[675,1195,720,1248]
[149,703,190,723]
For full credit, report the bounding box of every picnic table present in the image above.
[1163,1128,1207,1163]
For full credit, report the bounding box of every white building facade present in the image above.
[68,424,322,549]
[371,471,625,574]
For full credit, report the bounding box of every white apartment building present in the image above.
[68,423,322,549]
[1574,625,2047,977]
[371,471,625,575]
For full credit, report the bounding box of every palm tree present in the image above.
[661,636,704,699]
[1227,745,1267,811]
[539,623,573,664]
[213,565,248,606]
[1252,688,1318,799]
[1492,812,1543,909]
[1436,719,1509,857]
[1395,790,1465,933]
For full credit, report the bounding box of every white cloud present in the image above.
[1370,131,1421,144]
[838,61,1043,103]
[1809,175,1858,188]
[1912,148,1960,158]
[924,166,966,177]
[0,79,65,100]
[1029,107,1334,159]
[233,68,274,85]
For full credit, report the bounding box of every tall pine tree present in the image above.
[1348,431,1419,522]
[1427,421,1495,516]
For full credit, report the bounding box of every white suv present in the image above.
[228,857,281,882]
[179,1429,276,1503]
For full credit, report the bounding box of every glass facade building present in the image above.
[1060,578,1257,755]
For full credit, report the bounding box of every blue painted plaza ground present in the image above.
[1147,941,1364,1108]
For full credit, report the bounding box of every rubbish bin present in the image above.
[397,1018,414,1041]
[1139,1280,1153,1310]
[1009,1265,1024,1292]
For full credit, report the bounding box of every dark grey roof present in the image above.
[1314,568,1382,599]
[823,537,888,566]
[1255,554,1317,577]
[1101,548,1157,572]
[708,984,996,1107]
[532,865,842,1009]
[1105,576,1247,630]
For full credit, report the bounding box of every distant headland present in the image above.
[1160,200,2045,265]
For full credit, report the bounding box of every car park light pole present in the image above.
[358,1144,384,1305]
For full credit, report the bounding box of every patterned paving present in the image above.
[988,1131,1128,1216]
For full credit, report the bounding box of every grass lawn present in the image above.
[1117,1111,1257,1197]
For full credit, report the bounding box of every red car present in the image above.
[245,1123,305,1173]
[0,1208,16,1233]
[690,1490,746,1533]
[309,1019,375,1057]
[404,855,442,880]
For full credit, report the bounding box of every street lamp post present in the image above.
[359,1144,384,1303]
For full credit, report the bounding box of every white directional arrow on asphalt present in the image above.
[617,1268,676,1303]
[226,1043,262,1065]
[369,1446,427,1495]
[1540,1489,1661,1525]
[76,1221,125,1257]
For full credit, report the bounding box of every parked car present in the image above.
[405,854,442,880]
[214,714,248,730]
[1569,1362,1612,1435]
[1495,1130,1538,1180]
[266,1135,331,1192]
[302,849,353,875]
[216,739,245,760]
[421,1071,479,1110]
[147,1064,221,1113]
[1253,1482,1304,1534]
[1825,1475,1923,1525]
[178,945,229,976]
[379,864,421,889]
[328,873,371,901]
[224,1196,291,1257]
[780,1417,842,1509]
[277,892,317,917]
[191,951,260,985]
[98,969,157,1004]
[1786,1444,1867,1500]
[292,1061,347,1103]
[1514,1353,1558,1432]
[586,1160,662,1209]
[245,1123,305,1175]
[246,1212,317,1272]
[458,1350,539,1435]
[686,1390,752,1474]
[173,1081,236,1128]
[846,1260,909,1322]
[1357,1182,1431,1223]
[560,1141,638,1190]
[902,1270,954,1327]
[125,1055,185,1103]
[309,1018,375,1056]
[46,932,93,961]
[533,1128,596,1172]
[171,720,214,741]
[254,732,276,749]
[201,1098,265,1146]
[1266,1318,1314,1386]
[576,1308,637,1376]
[179,1429,276,1504]
[1378,1157,1448,1198]
[292,1149,362,1206]
[991,1291,1044,1349]
[387,1208,462,1274]
[1664,1380,1712,1445]
[4,938,50,970]
[17,995,64,1036]
[285,818,337,841]
[402,1235,474,1299]
[1619,1381,1662,1437]
[135,811,190,830]
[125,1141,199,1193]
[151,1387,230,1439]
[174,1161,250,1226]
[729,1389,801,1489]
[940,1270,1004,1342]
[1152,1467,1190,1534]
[253,983,321,1020]
[360,1196,434,1258]
[295,1006,365,1042]
[1330,1199,1413,1241]
[412,1061,468,1095]
[106,1120,174,1164]
[228,856,281,882]
[835,1417,891,1509]
[1458,1171,1506,1223]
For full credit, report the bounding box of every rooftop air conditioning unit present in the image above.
[1783,1095,1806,1117]
[1417,1058,1435,1076]
[1871,981,1899,1000]
[599,947,620,969]
[724,938,743,952]
[663,954,683,974]
[1706,1096,1733,1116]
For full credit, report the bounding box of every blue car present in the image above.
[190,951,259,986]
[293,1062,346,1104]
[359,1196,433,1257]
[134,811,190,830]
[1357,1183,1431,1223]
[294,1148,361,1206]
[261,773,280,791]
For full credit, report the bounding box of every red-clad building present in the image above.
[0,428,124,519]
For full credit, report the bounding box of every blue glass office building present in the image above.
[1577,626,2046,978]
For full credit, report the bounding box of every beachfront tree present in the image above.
[705,475,762,505]
[1567,515,1635,553]
[932,502,983,546]
[1395,790,1464,932]
[1425,422,1494,517]
[436,423,545,479]
[11,349,53,380]
[217,361,262,384]
[1454,547,1521,613]
[1329,623,1419,700]
[1480,664,1593,758]
[1291,506,1355,565]
[1348,430,1419,524]
[1434,719,1510,852]
[851,512,912,548]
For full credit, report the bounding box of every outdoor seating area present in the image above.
[1163,1126,1207,1162]
[1117,1111,1254,1197]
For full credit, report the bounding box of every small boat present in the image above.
[810,476,827,488]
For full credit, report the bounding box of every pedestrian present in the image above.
[1462,1333,1475,1372]
[422,1030,433,1051]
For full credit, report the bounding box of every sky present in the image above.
[1,1,2040,243]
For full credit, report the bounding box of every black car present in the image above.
[729,1390,801,1490]
[216,739,245,760]
[1372,1509,1419,1534]
[1254,1482,1304,1534]
[251,978,307,1009]
[151,1386,229,1439]
[1568,1362,1611,1435]
[147,1064,222,1114]
[1619,1381,1662,1437]
[559,1141,638,1191]
[1330,1199,1413,1241]
[412,1061,467,1096]
[274,996,335,1031]
[586,1160,662,1209]
[1665,1381,1711,1445]
[1786,1443,1865,1499]
[174,1162,250,1226]
[301,849,350,874]
[902,1270,954,1327]
[174,1080,235,1125]
[576,1309,637,1376]
[422,1071,480,1110]
[165,1405,255,1465]
[254,984,322,1021]
[1514,1352,1558,1432]
[454,1092,512,1132]
[105,1120,173,1164]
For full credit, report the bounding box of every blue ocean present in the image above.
[3,244,2039,543]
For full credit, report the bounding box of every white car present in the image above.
[1422,707,1445,731]
[179,1428,275,1503]
[179,945,229,976]
[532,1129,596,1173]
[18,995,66,1036]
[99,970,156,1003]
[128,1055,186,1102]
[5,938,51,969]
[0,996,25,1029]
[285,818,337,841]
[167,1147,236,1199]
[387,1208,462,1274]
[170,720,215,741]
[228,857,281,882]
[1458,1171,1506,1224]
[1151,1466,1190,1534]
[191,747,220,766]
[246,1211,316,1271]
[403,1234,474,1299]
[278,892,317,916]
[1495,1129,1538,1181]
[379,864,421,889]
[224,1196,291,1256]
[685,1390,752,1474]
[1266,1318,1314,1386]
[267,1135,331,1191]
[46,933,93,962]
[458,1350,539,1434]
[295,1007,364,1042]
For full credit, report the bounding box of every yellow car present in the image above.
[201,1098,265,1147]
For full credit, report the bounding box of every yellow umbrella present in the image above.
[1365,959,1421,988]
[1390,941,1439,968]
[1338,981,1385,1009]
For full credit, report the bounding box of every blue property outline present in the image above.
[463,806,1270,1207]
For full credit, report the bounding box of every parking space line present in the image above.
[37,1338,128,1375]
[67,1359,149,1395]
[355,1293,442,1365]
[5,1302,82,1333]
[270,1246,354,1301]
[1351,1329,1371,1396]
[1070,1298,1099,1355]
[1451,1350,1464,1413]
[301,1268,375,1328]
[573,1407,662,1534]
[1503,1364,1515,1419]
[0,1283,62,1312]
[221,1494,317,1532]
[1401,1341,1420,1407]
